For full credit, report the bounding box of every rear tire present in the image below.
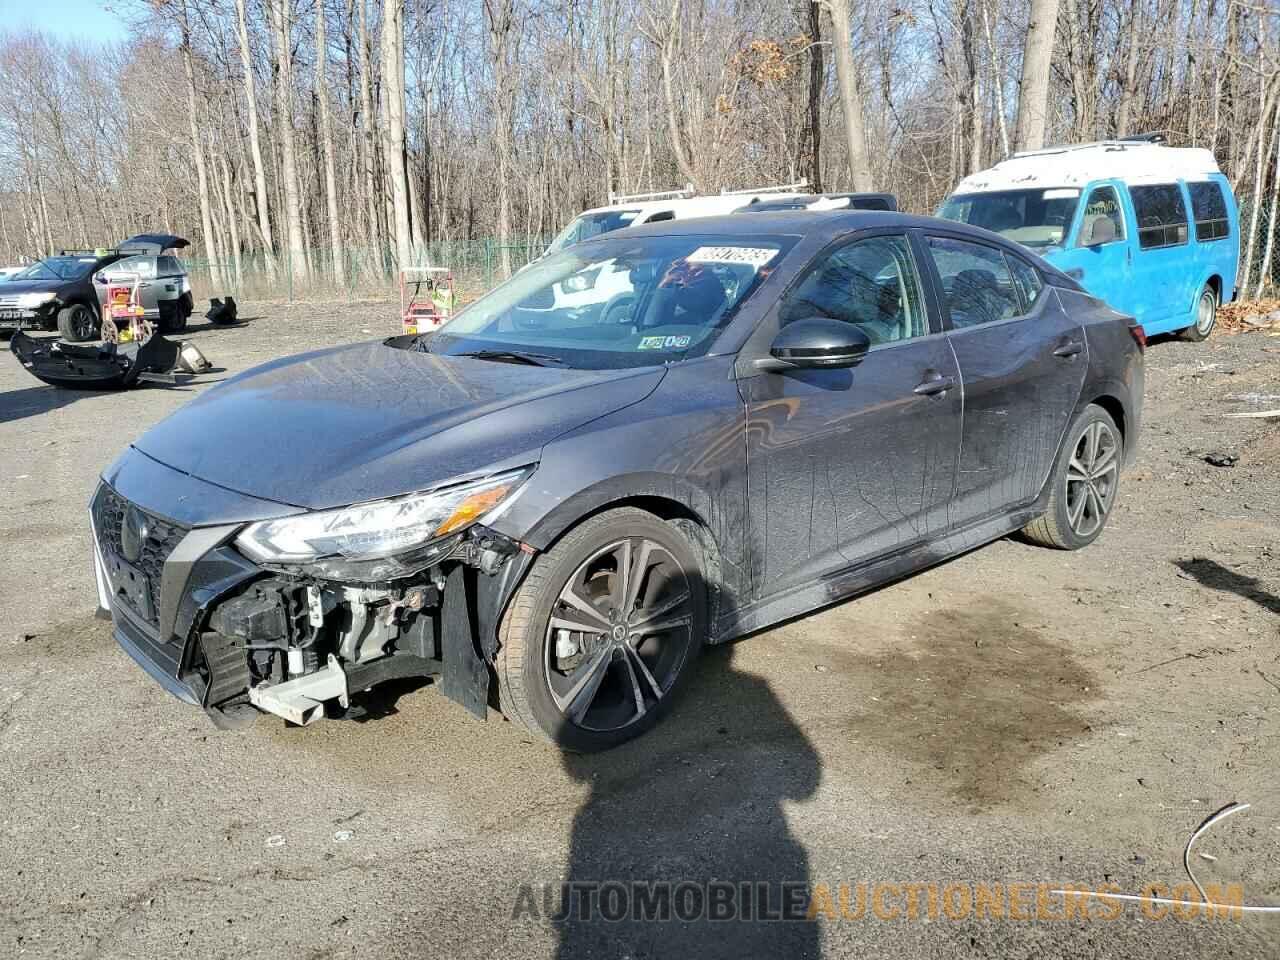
[56,303,98,342]
[495,507,706,752]
[1181,284,1216,341]
[1022,404,1122,550]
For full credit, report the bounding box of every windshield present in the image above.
[545,210,642,255]
[937,188,1082,248]
[427,233,793,370]
[13,255,101,282]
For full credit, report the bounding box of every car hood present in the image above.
[0,278,73,297]
[132,340,665,511]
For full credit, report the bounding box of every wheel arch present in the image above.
[502,476,731,638]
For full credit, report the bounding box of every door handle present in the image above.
[1053,341,1083,358]
[913,375,955,396]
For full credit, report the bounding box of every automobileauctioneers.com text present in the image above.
[512,881,1249,923]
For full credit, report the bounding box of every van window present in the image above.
[926,236,1021,329]
[1130,184,1188,249]
[937,188,1080,250]
[1078,186,1125,246]
[645,211,675,223]
[1188,182,1230,242]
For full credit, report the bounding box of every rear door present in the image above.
[923,233,1087,526]
[740,230,962,599]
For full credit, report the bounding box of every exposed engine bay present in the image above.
[184,524,532,729]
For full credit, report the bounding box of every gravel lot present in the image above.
[2,300,1278,959]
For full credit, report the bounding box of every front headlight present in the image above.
[15,292,56,309]
[235,468,532,565]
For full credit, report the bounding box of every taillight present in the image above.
[1128,324,1146,352]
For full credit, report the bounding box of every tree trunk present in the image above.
[270,0,309,280]
[234,0,276,278]
[179,2,223,287]
[484,0,518,277]
[1013,0,1060,151]
[381,0,413,268]
[315,0,344,285]
[821,0,874,190]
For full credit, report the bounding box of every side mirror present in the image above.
[755,317,871,372]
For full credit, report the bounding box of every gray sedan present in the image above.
[90,211,1143,751]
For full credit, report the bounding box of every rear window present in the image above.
[1188,181,1230,242]
[1130,184,1188,250]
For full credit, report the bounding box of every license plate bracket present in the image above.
[106,554,155,622]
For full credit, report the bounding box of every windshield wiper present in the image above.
[454,349,565,367]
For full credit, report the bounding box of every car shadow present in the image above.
[1173,557,1280,616]
[0,383,90,425]
[550,638,822,958]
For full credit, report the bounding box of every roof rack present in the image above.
[57,248,116,257]
[1011,137,1171,160]
[608,185,695,204]
[721,179,809,197]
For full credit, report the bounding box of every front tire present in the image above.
[57,303,98,342]
[1022,404,1122,550]
[1181,284,1217,341]
[495,507,706,752]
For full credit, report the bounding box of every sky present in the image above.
[0,0,128,44]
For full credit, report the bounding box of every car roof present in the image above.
[592,209,983,242]
[952,141,1223,195]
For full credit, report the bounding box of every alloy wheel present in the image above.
[72,305,95,340]
[1065,421,1119,538]
[544,537,694,732]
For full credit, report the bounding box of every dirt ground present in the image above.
[1,300,1277,959]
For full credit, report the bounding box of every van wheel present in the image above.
[1181,285,1216,341]
[57,303,98,342]
[494,507,706,752]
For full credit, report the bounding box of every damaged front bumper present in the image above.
[91,453,535,728]
[11,329,182,390]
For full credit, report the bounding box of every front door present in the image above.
[1052,182,1135,317]
[740,231,962,601]
[922,233,1087,526]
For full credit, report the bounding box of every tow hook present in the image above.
[248,654,349,725]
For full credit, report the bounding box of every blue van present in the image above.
[938,140,1239,340]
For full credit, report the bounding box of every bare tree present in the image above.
[819,0,874,190]
[1013,0,1061,151]
[234,0,276,276]
[316,0,344,283]
[269,0,309,279]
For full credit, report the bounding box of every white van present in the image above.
[527,183,809,314]
[542,183,809,258]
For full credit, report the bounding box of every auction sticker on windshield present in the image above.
[686,246,778,268]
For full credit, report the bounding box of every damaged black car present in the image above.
[0,249,125,340]
[92,212,1143,751]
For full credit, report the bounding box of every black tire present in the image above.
[495,507,707,752]
[56,303,98,342]
[1181,284,1217,341]
[1022,404,1122,550]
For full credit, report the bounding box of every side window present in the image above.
[645,211,675,223]
[926,236,1021,329]
[1130,184,1188,249]
[1078,186,1125,246]
[1008,257,1044,312]
[1188,181,1230,242]
[157,256,181,276]
[779,234,927,345]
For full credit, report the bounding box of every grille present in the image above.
[94,484,188,628]
[0,295,21,308]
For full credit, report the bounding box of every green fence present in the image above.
[180,236,552,302]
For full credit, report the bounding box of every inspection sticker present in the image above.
[639,335,692,350]
[685,246,777,268]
